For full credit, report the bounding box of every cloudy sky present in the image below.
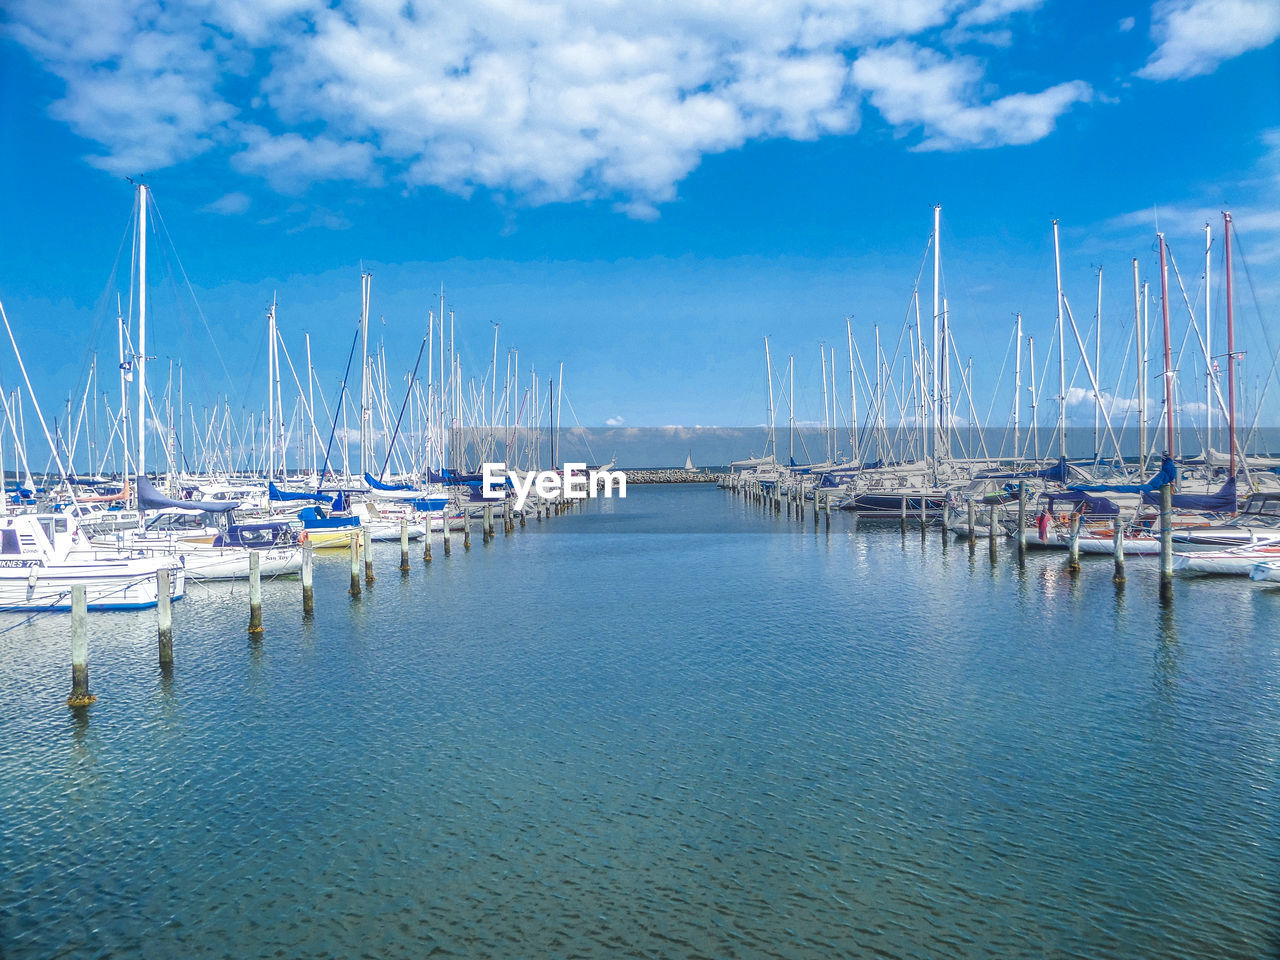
[1,0,1278,438]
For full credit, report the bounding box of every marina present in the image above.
[1,483,1278,958]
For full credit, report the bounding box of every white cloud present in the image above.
[1118,16,1136,32]
[203,191,252,215]
[605,415,625,426]
[852,41,1091,150]
[6,0,1092,214]
[1138,0,1280,81]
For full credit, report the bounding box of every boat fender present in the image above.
[1037,511,1050,542]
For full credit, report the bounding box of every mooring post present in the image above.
[1067,513,1081,573]
[400,518,410,571]
[967,499,975,543]
[483,503,493,541]
[787,490,792,518]
[1159,482,1174,590]
[1113,523,1126,584]
[443,510,452,556]
[67,584,94,707]
[349,531,362,596]
[464,511,473,550]
[919,495,927,534]
[157,568,173,666]
[814,492,820,529]
[248,551,263,634]
[900,495,907,534]
[824,489,831,529]
[504,501,512,535]
[988,504,998,560]
[302,541,315,616]
[1017,481,1027,561]
[363,526,375,584]
[423,516,434,563]
[941,501,950,544]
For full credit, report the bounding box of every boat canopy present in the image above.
[137,475,237,513]
[364,472,415,492]
[269,481,333,504]
[1045,490,1121,516]
[1068,456,1177,494]
[1140,475,1237,512]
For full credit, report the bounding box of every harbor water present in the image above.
[2,483,1278,958]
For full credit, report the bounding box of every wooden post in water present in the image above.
[1067,513,1081,574]
[967,500,975,543]
[787,490,792,518]
[900,496,907,534]
[248,551,263,634]
[824,490,831,530]
[483,504,493,541]
[463,511,472,550]
[400,518,410,571]
[814,492,820,529]
[1017,482,1027,562]
[919,496,927,535]
[423,517,434,563]
[302,542,315,616]
[67,585,95,707]
[941,502,950,544]
[1113,523,1126,584]
[363,527,375,585]
[157,569,173,666]
[1159,482,1174,590]
[442,511,452,556]
[504,501,512,535]
[988,504,998,560]
[349,532,362,596]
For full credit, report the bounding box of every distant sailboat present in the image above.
[684,452,696,472]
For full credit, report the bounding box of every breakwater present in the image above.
[623,469,722,483]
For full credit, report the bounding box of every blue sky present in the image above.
[1,0,1278,442]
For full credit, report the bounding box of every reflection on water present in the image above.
[1,484,1278,959]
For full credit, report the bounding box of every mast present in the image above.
[267,297,277,479]
[1224,211,1237,476]
[1052,219,1066,461]
[1094,268,1102,460]
[1158,233,1175,456]
[1014,313,1022,460]
[306,332,314,477]
[1204,222,1213,456]
[136,182,148,485]
[764,337,775,459]
[1028,336,1039,461]
[932,204,941,462]
[820,345,829,462]
[788,356,795,464]
[360,272,372,477]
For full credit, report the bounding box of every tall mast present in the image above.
[136,182,148,484]
[931,204,941,462]
[306,332,315,477]
[820,345,829,462]
[846,319,858,464]
[941,296,950,460]
[267,297,277,479]
[1014,313,1022,460]
[764,337,775,459]
[1052,218,1066,461]
[1158,233,1175,456]
[1028,336,1038,461]
[1094,267,1102,460]
[788,355,795,464]
[360,272,372,477]
[1133,263,1147,471]
[1224,211,1237,476]
[1204,222,1213,455]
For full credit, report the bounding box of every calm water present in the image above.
[2,484,1278,959]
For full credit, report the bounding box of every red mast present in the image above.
[1224,211,1237,476]
[1158,233,1175,456]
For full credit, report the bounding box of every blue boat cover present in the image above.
[137,475,237,513]
[1045,490,1121,516]
[984,457,1070,483]
[297,507,359,529]
[1140,475,1237,511]
[364,472,415,492]
[1068,456,1177,494]
[269,482,333,504]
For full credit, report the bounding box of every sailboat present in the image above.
[684,452,696,472]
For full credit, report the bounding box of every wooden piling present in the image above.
[484,504,493,541]
[349,532,362,596]
[967,500,975,543]
[988,504,998,560]
[363,527,375,584]
[67,584,95,707]
[400,518,410,571]
[1067,513,1081,573]
[504,501,512,535]
[443,511,452,555]
[1112,523,1126,584]
[1159,482,1174,588]
[464,513,472,550]
[900,495,907,534]
[1016,481,1027,561]
[248,550,263,633]
[302,542,315,615]
[941,502,950,544]
[157,568,173,665]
